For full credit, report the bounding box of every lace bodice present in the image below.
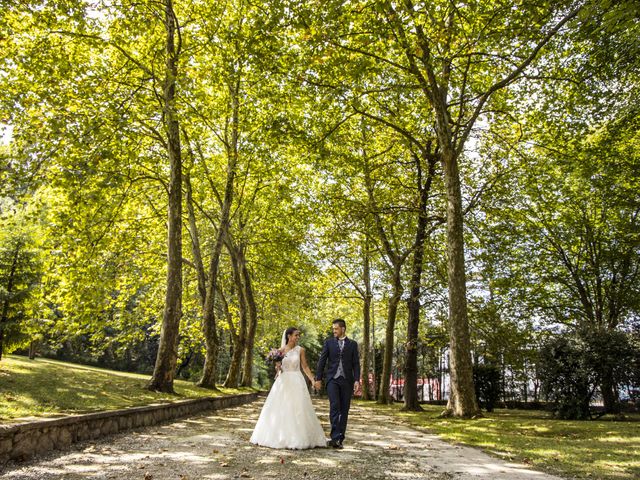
[281,345,301,372]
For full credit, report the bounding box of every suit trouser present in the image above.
[326,376,353,443]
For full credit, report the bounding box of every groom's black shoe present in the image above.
[328,439,343,449]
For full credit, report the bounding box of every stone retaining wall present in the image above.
[0,392,258,464]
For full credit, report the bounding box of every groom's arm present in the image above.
[315,340,329,381]
[352,341,361,383]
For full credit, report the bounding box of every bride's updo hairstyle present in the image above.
[284,326,299,345]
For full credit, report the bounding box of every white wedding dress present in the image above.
[250,345,327,449]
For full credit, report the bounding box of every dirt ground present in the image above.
[1,397,564,480]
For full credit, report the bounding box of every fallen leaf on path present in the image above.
[143,473,153,480]
[220,462,229,467]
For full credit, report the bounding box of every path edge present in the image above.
[0,392,259,465]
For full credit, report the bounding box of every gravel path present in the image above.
[1,397,564,480]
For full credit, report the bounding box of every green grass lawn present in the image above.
[360,401,640,480]
[0,354,253,423]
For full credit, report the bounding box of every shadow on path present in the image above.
[1,397,564,480]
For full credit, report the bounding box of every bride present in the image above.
[250,327,327,449]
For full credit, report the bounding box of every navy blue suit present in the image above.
[315,337,360,443]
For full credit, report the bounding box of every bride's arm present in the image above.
[299,348,316,383]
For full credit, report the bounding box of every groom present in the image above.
[314,318,360,449]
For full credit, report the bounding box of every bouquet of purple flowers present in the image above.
[266,348,285,364]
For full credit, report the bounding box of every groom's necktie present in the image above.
[334,338,346,379]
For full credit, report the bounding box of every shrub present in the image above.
[473,363,502,412]
[539,336,595,420]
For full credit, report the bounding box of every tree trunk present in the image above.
[148,0,183,393]
[184,171,207,308]
[601,372,621,414]
[361,236,373,400]
[404,152,435,411]
[0,241,22,362]
[224,248,247,388]
[198,254,222,389]
[218,285,236,371]
[198,76,240,389]
[198,228,227,389]
[363,151,408,405]
[224,338,243,388]
[404,294,422,410]
[440,149,480,417]
[241,250,258,387]
[175,348,194,378]
[378,266,403,404]
[224,258,247,388]
[1,301,8,362]
[185,167,220,391]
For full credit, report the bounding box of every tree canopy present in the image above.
[1,0,638,416]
